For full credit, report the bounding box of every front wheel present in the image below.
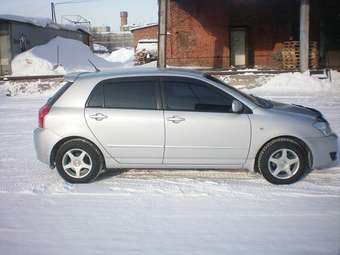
[55,139,102,183]
[257,138,308,185]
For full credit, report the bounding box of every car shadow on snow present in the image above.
[93,165,340,185]
[94,168,262,183]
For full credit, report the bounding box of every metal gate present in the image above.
[0,22,11,76]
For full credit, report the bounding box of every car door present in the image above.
[162,77,251,166]
[85,77,164,164]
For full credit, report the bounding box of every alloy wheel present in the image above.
[62,148,92,179]
[268,148,300,180]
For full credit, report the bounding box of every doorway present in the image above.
[230,27,248,67]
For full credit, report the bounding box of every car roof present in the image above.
[65,67,205,82]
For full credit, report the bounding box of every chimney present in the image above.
[120,11,128,31]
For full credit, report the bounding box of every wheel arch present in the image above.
[253,135,313,173]
[50,136,106,169]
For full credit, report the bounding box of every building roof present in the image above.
[0,14,91,35]
[130,23,158,32]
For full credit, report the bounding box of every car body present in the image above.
[34,68,338,184]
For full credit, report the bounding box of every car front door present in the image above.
[85,77,164,164]
[162,77,251,166]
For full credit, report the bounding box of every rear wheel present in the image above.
[55,139,102,183]
[257,138,308,184]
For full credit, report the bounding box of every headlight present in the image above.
[313,121,332,136]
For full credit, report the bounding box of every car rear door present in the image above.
[85,77,164,164]
[162,77,251,166]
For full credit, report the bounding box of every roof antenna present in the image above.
[88,59,100,72]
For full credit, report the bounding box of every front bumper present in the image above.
[33,128,61,166]
[306,133,338,169]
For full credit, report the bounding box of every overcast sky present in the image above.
[0,0,158,31]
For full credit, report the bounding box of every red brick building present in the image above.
[130,24,159,48]
[166,0,340,70]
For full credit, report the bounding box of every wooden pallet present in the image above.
[281,41,319,70]
[135,51,147,65]
[284,41,318,47]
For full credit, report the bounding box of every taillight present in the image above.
[38,104,51,128]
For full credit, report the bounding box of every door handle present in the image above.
[89,113,108,121]
[167,115,185,124]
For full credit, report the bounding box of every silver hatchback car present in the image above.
[34,68,338,184]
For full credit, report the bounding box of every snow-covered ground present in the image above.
[0,73,339,254]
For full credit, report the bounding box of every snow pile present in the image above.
[11,51,65,76]
[248,71,340,95]
[11,37,119,76]
[93,43,109,53]
[330,69,340,84]
[0,74,67,97]
[136,39,158,55]
[1,79,65,97]
[140,61,157,67]
[100,48,135,64]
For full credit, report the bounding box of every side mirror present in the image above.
[232,100,244,113]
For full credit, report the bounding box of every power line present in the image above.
[51,0,100,23]
[54,0,98,5]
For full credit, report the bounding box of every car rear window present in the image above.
[104,81,157,110]
[87,79,158,110]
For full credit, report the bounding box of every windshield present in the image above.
[204,74,273,108]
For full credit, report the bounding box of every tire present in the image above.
[257,138,308,185]
[55,139,103,183]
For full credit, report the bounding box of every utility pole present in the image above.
[299,0,310,72]
[158,0,168,68]
[51,2,56,23]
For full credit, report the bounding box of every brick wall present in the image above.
[167,0,307,69]
[167,0,230,68]
[131,25,159,48]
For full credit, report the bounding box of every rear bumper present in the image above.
[33,128,61,166]
[306,133,338,169]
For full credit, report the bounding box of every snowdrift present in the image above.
[248,71,340,95]
[99,48,135,64]
[2,79,66,97]
[93,43,109,53]
[11,37,120,76]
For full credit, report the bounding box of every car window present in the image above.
[87,83,104,108]
[103,80,158,110]
[164,83,199,111]
[163,79,234,112]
